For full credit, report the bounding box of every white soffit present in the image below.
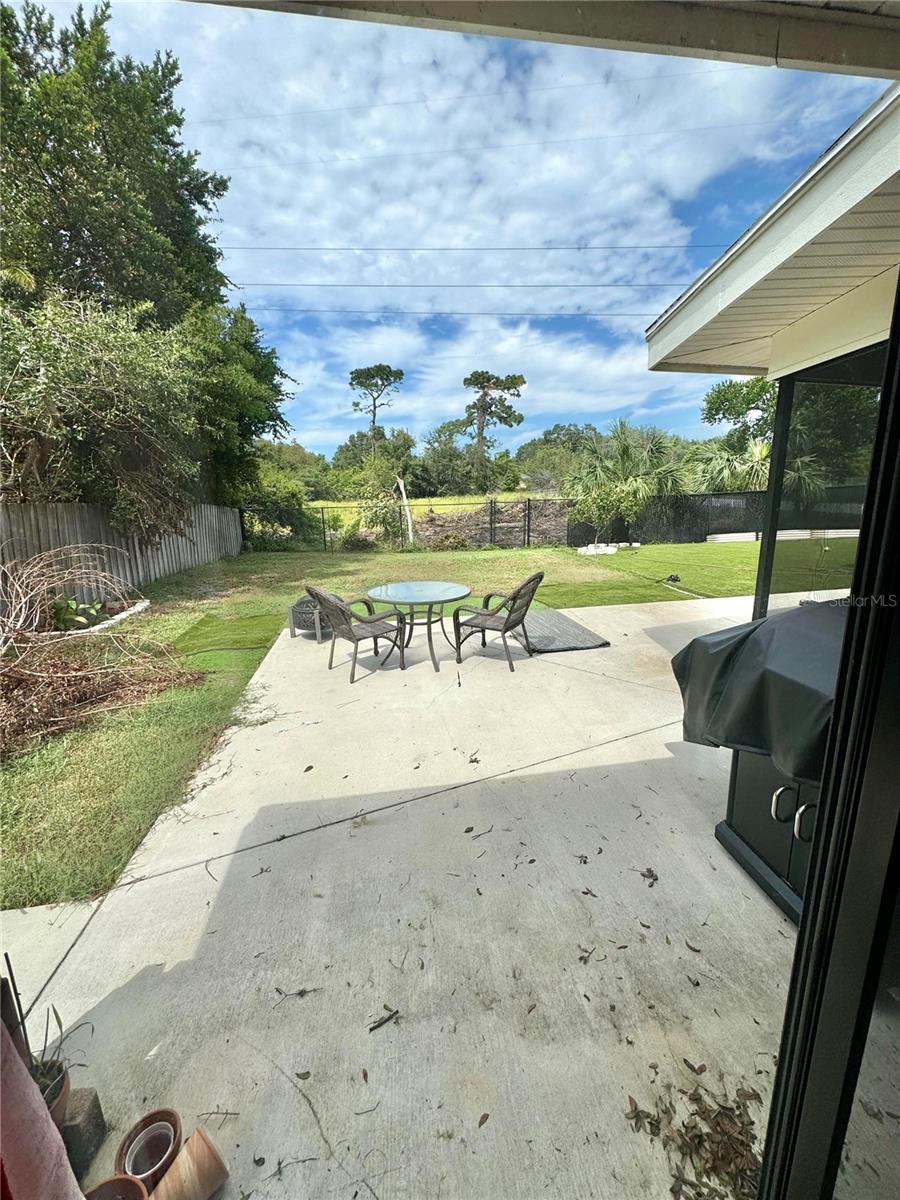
[646,83,900,376]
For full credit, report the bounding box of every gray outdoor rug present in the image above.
[513,610,610,654]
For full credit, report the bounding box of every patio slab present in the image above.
[17,596,813,1197]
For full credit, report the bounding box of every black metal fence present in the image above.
[568,486,867,547]
[311,486,867,552]
[315,497,568,551]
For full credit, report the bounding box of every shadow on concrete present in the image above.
[60,742,795,1197]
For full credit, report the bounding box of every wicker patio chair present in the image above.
[452,571,544,672]
[305,583,406,684]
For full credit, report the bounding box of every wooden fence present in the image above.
[0,501,243,592]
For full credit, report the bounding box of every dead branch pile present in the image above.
[626,1080,763,1199]
[1,544,198,756]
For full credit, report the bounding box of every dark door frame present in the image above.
[760,279,900,1199]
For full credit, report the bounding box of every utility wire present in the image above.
[219,243,729,251]
[185,64,750,125]
[215,119,779,170]
[231,281,690,288]
[241,306,658,317]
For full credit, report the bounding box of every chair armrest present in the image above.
[348,596,375,616]
[482,591,510,611]
[454,603,488,619]
[355,607,406,626]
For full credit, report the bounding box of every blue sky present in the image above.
[48,1,887,455]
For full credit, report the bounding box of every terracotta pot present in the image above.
[115,1109,182,1193]
[153,1128,228,1200]
[45,1066,70,1130]
[84,1176,149,1200]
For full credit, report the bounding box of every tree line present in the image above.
[0,1,288,540]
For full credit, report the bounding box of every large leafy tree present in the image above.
[567,419,691,536]
[332,425,414,471]
[1,293,198,538]
[700,376,777,450]
[421,420,473,495]
[255,439,334,500]
[1,1,227,323]
[460,370,525,491]
[701,375,879,486]
[348,364,404,454]
[183,305,289,506]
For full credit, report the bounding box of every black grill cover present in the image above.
[671,601,846,784]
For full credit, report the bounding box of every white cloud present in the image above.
[41,1,884,450]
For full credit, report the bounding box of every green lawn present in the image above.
[4,537,855,909]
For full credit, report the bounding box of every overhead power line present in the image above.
[232,281,689,288]
[185,64,749,126]
[216,119,778,171]
[219,243,729,251]
[241,306,658,318]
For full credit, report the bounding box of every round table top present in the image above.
[367,580,471,605]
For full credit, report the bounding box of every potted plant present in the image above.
[29,1004,93,1129]
[3,956,92,1131]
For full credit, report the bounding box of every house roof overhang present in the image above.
[198,2,900,80]
[645,84,900,377]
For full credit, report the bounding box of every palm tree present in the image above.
[692,437,771,492]
[784,454,827,504]
[0,263,36,293]
[566,419,691,537]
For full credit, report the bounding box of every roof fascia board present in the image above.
[197,2,900,79]
[647,90,900,372]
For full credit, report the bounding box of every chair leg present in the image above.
[289,611,296,638]
[314,609,322,644]
[328,634,336,669]
[399,629,406,671]
[521,623,535,656]
[481,629,486,648]
[373,637,379,656]
[350,642,359,684]
[501,634,515,673]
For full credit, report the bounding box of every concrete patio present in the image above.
[9,595,805,1198]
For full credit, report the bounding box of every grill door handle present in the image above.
[771,785,798,822]
[794,803,818,843]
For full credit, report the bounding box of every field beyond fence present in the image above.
[309,485,866,552]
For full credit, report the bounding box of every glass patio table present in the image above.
[367,580,471,672]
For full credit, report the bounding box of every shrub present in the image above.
[340,518,377,551]
[428,531,470,551]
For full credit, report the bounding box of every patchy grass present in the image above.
[5,536,851,908]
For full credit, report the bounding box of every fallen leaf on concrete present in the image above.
[362,1068,368,1084]
[683,1058,707,1075]
[478,1113,490,1128]
[578,945,596,964]
[296,1070,311,1081]
[581,887,597,897]
[685,941,702,953]
[464,826,474,833]
[304,765,314,773]
[253,1154,265,1167]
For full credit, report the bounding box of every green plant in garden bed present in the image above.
[50,594,105,631]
